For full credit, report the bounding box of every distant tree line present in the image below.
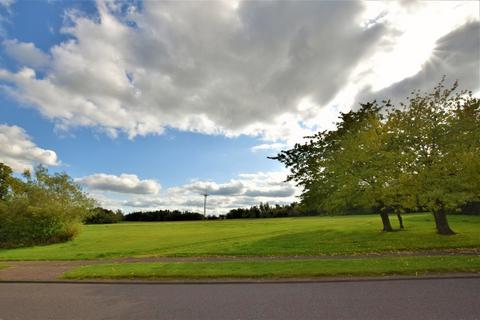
[124,209,205,221]
[84,207,124,224]
[271,79,480,235]
[89,204,322,223]
[225,202,319,219]
[458,201,480,215]
[222,202,470,220]
[81,199,480,225]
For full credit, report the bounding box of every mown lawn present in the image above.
[62,256,480,280]
[1,214,479,261]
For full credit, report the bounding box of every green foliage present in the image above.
[271,78,480,234]
[84,207,123,224]
[0,164,95,248]
[387,80,479,234]
[226,202,319,219]
[0,163,13,201]
[391,81,479,211]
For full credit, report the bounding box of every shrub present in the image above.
[0,164,95,248]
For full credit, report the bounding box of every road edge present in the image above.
[1,273,479,285]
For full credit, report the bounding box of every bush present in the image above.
[84,207,123,224]
[0,164,95,248]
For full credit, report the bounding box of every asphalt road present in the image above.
[0,278,479,320]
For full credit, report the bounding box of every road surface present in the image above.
[0,278,479,319]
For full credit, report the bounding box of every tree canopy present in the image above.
[271,79,479,234]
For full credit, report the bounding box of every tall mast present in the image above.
[203,192,208,217]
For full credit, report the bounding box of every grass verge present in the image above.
[62,256,480,280]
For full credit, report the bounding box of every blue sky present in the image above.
[0,0,478,213]
[1,90,281,186]
[0,0,279,184]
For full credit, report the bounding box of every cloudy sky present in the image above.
[0,0,478,214]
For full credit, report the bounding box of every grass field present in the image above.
[1,214,479,261]
[62,256,480,279]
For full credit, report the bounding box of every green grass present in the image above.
[62,256,480,280]
[0,263,6,270]
[1,214,479,261]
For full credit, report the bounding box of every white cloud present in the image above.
[244,186,296,198]
[76,173,161,195]
[358,1,478,92]
[86,170,299,214]
[355,21,480,106]
[123,198,165,208]
[0,1,476,146]
[3,39,50,68]
[0,123,60,172]
[251,143,287,153]
[182,180,245,196]
[0,1,386,140]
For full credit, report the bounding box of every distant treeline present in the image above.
[456,201,480,215]
[226,202,319,219]
[121,203,320,222]
[85,200,480,225]
[124,209,204,221]
[84,207,124,224]
[224,200,479,220]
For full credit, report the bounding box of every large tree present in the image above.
[272,79,479,235]
[272,103,401,231]
[391,81,479,234]
[322,102,405,231]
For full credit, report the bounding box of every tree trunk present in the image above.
[397,213,404,229]
[433,208,455,235]
[380,211,393,232]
